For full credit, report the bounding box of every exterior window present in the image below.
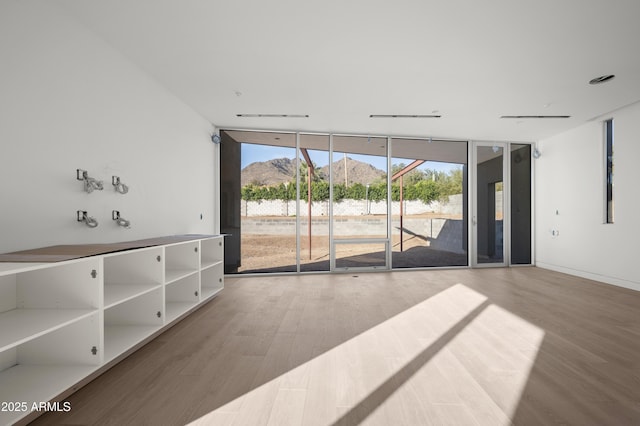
[605,119,614,224]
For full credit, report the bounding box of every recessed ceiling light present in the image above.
[236,114,309,118]
[589,75,615,85]
[369,114,441,118]
[500,115,570,119]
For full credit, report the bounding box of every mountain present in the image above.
[241,157,385,186]
[320,157,385,185]
[241,157,296,186]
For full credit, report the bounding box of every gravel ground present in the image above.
[238,233,467,273]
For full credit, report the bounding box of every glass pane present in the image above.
[510,144,531,264]
[605,119,614,223]
[232,131,298,273]
[391,138,468,268]
[335,242,386,269]
[299,134,330,272]
[332,135,388,240]
[476,145,504,264]
[220,130,241,273]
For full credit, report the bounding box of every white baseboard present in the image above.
[536,261,640,292]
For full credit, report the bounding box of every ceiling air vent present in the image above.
[369,114,441,118]
[236,114,309,118]
[589,75,615,85]
[500,115,570,119]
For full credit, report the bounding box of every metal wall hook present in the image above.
[77,169,104,193]
[112,176,129,194]
[112,210,131,228]
[77,210,99,228]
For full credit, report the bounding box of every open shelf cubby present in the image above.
[0,234,225,425]
[165,272,200,323]
[164,241,200,284]
[200,237,224,270]
[104,287,164,363]
[103,246,163,309]
[201,262,224,300]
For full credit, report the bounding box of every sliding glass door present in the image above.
[390,138,468,268]
[221,130,533,274]
[298,134,330,272]
[510,144,532,264]
[330,135,389,270]
[473,143,506,266]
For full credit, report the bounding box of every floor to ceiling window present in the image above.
[391,138,468,268]
[331,135,389,270]
[510,144,532,264]
[298,134,330,272]
[220,130,532,274]
[474,143,505,265]
[220,130,298,273]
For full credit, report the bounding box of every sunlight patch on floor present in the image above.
[188,284,544,426]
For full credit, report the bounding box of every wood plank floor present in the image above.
[32,267,640,425]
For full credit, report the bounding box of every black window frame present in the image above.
[605,119,614,224]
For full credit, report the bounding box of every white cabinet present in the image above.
[200,236,225,300]
[0,259,101,426]
[164,240,200,322]
[104,288,163,363]
[0,235,224,425]
[164,241,199,284]
[103,246,163,309]
[103,246,165,363]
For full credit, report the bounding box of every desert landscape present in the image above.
[239,227,467,273]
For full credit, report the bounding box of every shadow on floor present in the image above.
[32,268,640,425]
[238,245,468,273]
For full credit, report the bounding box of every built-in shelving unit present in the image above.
[164,240,201,322]
[104,287,164,362]
[103,246,163,309]
[0,235,224,426]
[200,237,225,300]
[165,241,199,284]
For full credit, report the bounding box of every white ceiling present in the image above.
[56,0,640,142]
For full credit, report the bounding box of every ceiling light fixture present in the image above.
[236,114,309,118]
[369,114,441,118]
[500,115,570,119]
[589,75,615,85]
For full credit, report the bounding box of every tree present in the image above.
[347,182,366,200]
[299,161,326,182]
[240,164,465,203]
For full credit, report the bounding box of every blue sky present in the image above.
[241,144,461,173]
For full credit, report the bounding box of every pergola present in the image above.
[391,160,425,252]
[300,148,314,260]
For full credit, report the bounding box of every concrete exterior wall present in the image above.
[241,216,466,254]
[241,194,464,217]
[240,194,467,254]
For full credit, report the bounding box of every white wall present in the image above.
[535,102,640,291]
[0,1,215,253]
